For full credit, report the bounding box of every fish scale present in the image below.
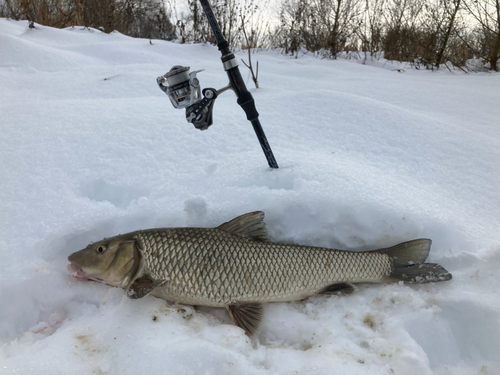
[133,227,392,307]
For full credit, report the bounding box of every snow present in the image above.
[1,18,500,375]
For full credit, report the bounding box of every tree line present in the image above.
[275,0,500,71]
[1,0,176,39]
[1,0,499,71]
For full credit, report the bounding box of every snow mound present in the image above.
[1,19,500,375]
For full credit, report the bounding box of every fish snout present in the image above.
[67,250,81,264]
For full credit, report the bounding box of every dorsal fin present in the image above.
[217,211,268,241]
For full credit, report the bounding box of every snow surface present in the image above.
[1,19,500,375]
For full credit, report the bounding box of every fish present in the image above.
[67,211,452,335]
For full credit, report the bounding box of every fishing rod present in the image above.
[157,0,279,169]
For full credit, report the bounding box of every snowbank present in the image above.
[1,19,499,375]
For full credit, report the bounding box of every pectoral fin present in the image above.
[127,275,168,299]
[227,302,263,336]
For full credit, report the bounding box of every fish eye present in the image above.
[96,244,107,254]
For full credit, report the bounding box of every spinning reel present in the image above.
[156,0,279,168]
[157,65,230,131]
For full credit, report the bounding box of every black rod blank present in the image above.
[198,0,279,169]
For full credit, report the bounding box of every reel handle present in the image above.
[185,88,218,130]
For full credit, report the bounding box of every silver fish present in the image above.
[67,211,451,335]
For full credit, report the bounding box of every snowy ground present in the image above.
[1,19,500,375]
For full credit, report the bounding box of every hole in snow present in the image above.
[79,178,149,208]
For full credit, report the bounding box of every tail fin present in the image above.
[381,239,452,283]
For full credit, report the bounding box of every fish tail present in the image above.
[381,239,452,283]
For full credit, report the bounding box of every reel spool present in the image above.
[157,65,220,130]
[157,66,203,109]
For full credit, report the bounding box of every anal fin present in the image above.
[318,282,356,296]
[127,275,168,299]
[226,302,263,336]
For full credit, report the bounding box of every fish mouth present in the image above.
[67,263,105,283]
[67,263,87,279]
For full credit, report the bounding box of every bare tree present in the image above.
[241,26,260,88]
[239,0,269,88]
[274,0,307,55]
[383,0,427,62]
[274,0,360,57]
[434,0,462,68]
[358,0,386,61]
[4,0,75,27]
[463,0,500,70]
[321,0,361,57]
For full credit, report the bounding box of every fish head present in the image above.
[67,238,141,288]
